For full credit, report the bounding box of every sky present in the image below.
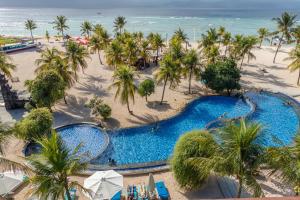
[0,0,300,9]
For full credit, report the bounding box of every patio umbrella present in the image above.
[147,173,156,195]
[0,171,24,197]
[84,170,123,200]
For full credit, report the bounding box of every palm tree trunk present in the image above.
[145,95,148,102]
[188,66,193,94]
[259,38,263,48]
[30,31,34,43]
[273,33,283,63]
[237,178,243,198]
[240,54,245,69]
[270,37,274,45]
[98,50,103,65]
[63,95,68,104]
[160,76,168,104]
[156,48,159,66]
[297,69,300,85]
[126,101,132,114]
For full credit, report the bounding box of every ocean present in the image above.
[0,7,299,41]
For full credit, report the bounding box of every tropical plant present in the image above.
[171,130,218,189]
[267,134,300,196]
[222,32,231,56]
[284,45,300,85]
[154,54,181,104]
[35,47,62,73]
[217,26,226,46]
[89,35,104,65]
[114,16,127,35]
[139,40,151,68]
[123,38,138,66]
[93,24,104,36]
[105,40,123,68]
[292,26,300,45]
[272,12,297,63]
[25,19,37,43]
[138,79,155,102]
[0,52,16,79]
[173,28,189,50]
[65,41,90,79]
[257,28,270,48]
[15,108,53,141]
[201,58,240,95]
[149,33,165,66]
[203,45,220,64]
[80,21,93,39]
[52,15,69,41]
[26,132,89,200]
[86,96,112,120]
[45,30,50,43]
[25,70,66,110]
[110,65,138,113]
[182,49,200,94]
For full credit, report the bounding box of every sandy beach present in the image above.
[1,38,299,199]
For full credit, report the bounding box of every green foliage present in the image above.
[138,79,155,101]
[201,58,240,95]
[171,130,218,189]
[0,52,16,78]
[15,108,53,141]
[86,97,112,120]
[26,70,66,109]
[26,132,88,200]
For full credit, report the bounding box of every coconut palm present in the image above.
[0,52,16,79]
[35,47,62,73]
[284,45,300,85]
[105,40,123,68]
[216,119,265,198]
[272,12,297,63]
[123,38,138,66]
[292,26,300,45]
[174,28,189,50]
[81,21,93,39]
[217,26,226,46]
[45,30,50,43]
[257,28,270,48]
[25,19,37,43]
[65,41,90,80]
[26,132,88,200]
[139,40,151,68]
[89,35,104,65]
[222,32,231,56]
[203,45,220,64]
[245,36,258,63]
[267,134,300,196]
[114,16,127,35]
[198,28,219,52]
[53,15,69,41]
[154,54,181,104]
[182,49,200,94]
[149,33,165,66]
[110,65,138,113]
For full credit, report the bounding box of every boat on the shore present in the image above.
[0,39,37,53]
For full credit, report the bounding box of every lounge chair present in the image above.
[155,181,169,200]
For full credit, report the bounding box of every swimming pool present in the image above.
[55,92,299,168]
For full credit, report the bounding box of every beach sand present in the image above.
[1,38,298,199]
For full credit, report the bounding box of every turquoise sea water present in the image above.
[0,8,299,41]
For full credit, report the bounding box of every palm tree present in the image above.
[149,33,165,66]
[203,45,220,64]
[26,132,88,200]
[245,36,258,63]
[222,32,231,56]
[45,30,50,43]
[154,54,180,104]
[292,26,300,45]
[25,19,37,43]
[182,49,199,94]
[139,40,150,68]
[217,26,226,46]
[114,16,127,35]
[123,38,138,66]
[105,40,123,68]
[0,52,16,79]
[174,28,189,50]
[284,45,300,85]
[35,47,62,73]
[257,28,270,48]
[272,12,297,63]
[81,21,93,39]
[65,41,90,80]
[89,35,104,65]
[267,134,300,196]
[110,65,138,113]
[216,119,265,198]
[53,15,69,42]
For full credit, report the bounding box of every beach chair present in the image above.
[155,181,169,200]
[64,188,76,200]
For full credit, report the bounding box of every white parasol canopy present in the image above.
[84,170,123,200]
[0,171,24,197]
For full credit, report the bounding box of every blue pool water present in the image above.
[57,125,109,161]
[56,92,300,166]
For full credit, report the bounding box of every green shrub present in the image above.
[171,130,218,189]
[15,108,53,141]
[201,58,240,95]
[138,79,155,102]
[86,97,112,120]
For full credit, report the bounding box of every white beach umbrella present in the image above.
[84,170,123,200]
[0,171,24,197]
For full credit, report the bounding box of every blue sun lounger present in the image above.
[155,181,169,200]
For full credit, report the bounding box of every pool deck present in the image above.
[1,39,298,199]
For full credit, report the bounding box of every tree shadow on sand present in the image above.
[126,113,159,125]
[146,101,172,111]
